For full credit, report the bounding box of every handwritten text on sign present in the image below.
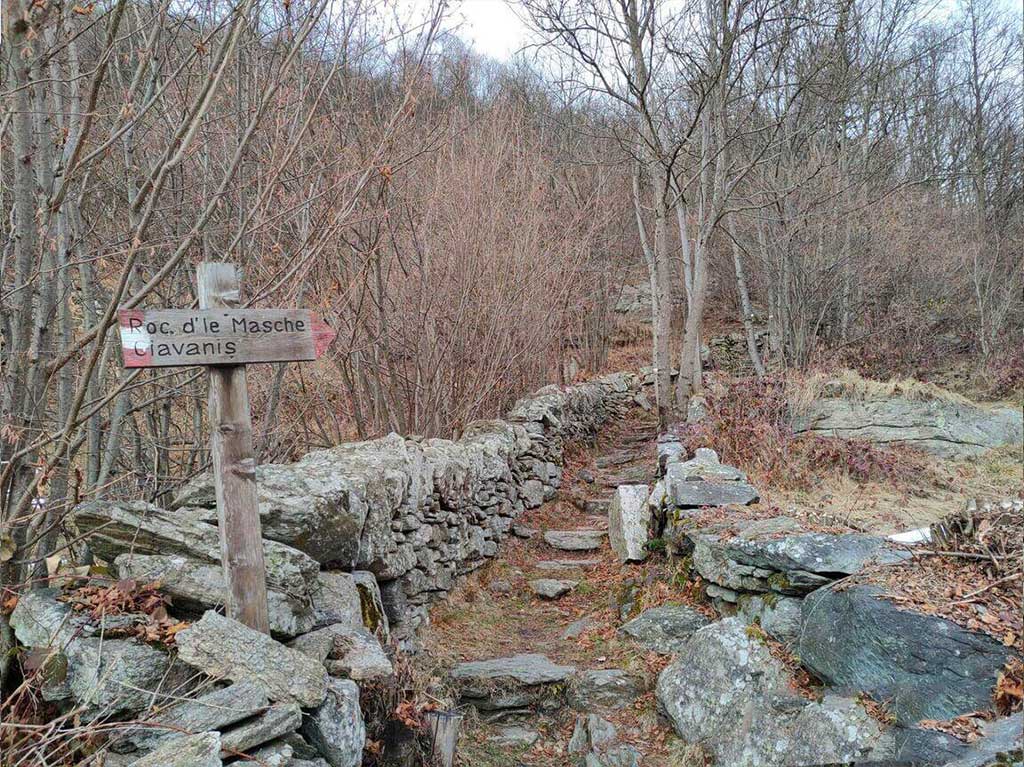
[118,309,335,367]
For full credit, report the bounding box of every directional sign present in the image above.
[117,308,336,368]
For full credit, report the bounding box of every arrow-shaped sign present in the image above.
[117,308,336,368]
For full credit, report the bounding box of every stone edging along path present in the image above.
[74,371,646,647]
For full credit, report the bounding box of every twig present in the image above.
[950,572,1023,605]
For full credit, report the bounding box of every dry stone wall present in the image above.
[167,372,642,645]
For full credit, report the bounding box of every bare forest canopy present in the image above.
[0,0,1021,625]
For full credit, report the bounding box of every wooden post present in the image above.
[425,710,462,767]
[196,262,270,634]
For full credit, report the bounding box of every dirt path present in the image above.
[420,411,698,767]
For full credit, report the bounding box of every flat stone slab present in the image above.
[488,726,541,748]
[799,584,1018,724]
[619,605,711,654]
[130,731,221,767]
[176,611,327,708]
[667,479,759,508]
[528,579,576,599]
[535,559,601,571]
[665,448,747,481]
[607,484,652,562]
[544,530,606,551]
[452,654,576,687]
[569,669,645,711]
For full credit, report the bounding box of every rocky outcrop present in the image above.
[798,584,1019,724]
[793,388,1024,458]
[657,618,892,766]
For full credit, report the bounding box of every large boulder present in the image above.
[798,584,1018,724]
[657,618,892,766]
[793,389,1024,458]
[607,485,652,562]
[176,611,327,708]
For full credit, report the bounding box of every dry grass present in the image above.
[789,368,974,415]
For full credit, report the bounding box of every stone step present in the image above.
[535,559,602,572]
[543,530,607,551]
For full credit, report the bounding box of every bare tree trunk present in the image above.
[727,215,765,376]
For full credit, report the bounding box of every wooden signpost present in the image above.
[118,262,336,633]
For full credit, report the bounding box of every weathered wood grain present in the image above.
[197,262,271,634]
[117,308,335,367]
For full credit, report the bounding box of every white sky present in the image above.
[430,0,532,59]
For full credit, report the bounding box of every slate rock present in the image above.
[657,618,892,766]
[736,593,802,646]
[607,484,652,562]
[129,731,221,767]
[219,702,302,755]
[512,525,538,539]
[667,448,747,482]
[126,680,268,751]
[233,740,294,766]
[562,617,593,640]
[289,623,393,681]
[114,553,313,638]
[945,712,1023,767]
[793,392,1024,458]
[452,654,576,711]
[799,584,1018,724]
[176,611,327,708]
[528,579,576,599]
[535,559,601,571]
[544,530,606,551]
[71,502,318,597]
[618,605,711,654]
[666,479,759,508]
[568,669,644,711]
[301,678,365,767]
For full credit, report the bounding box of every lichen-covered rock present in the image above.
[544,530,606,551]
[568,669,644,711]
[114,553,313,638]
[691,531,907,595]
[219,702,302,755]
[793,390,1024,458]
[666,478,760,507]
[666,448,747,481]
[289,623,393,681]
[528,579,576,599]
[176,611,326,708]
[657,618,892,766]
[736,593,802,645]
[618,605,711,654]
[70,501,318,597]
[607,485,652,562]
[129,731,221,767]
[301,678,365,767]
[452,654,576,712]
[799,584,1018,724]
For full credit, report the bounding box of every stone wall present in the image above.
[164,372,642,646]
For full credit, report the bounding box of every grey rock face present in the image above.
[489,726,541,748]
[736,593,802,646]
[114,553,313,638]
[568,715,641,767]
[945,713,1023,767]
[301,678,366,767]
[568,669,644,711]
[607,485,652,562]
[289,623,393,681]
[666,478,759,507]
[233,740,294,767]
[71,501,318,597]
[618,605,711,654]
[129,731,221,767]
[310,571,362,631]
[793,391,1024,458]
[692,531,907,595]
[544,530,606,551]
[667,448,747,481]
[452,654,576,712]
[126,680,268,751]
[176,611,327,708]
[528,579,576,599]
[657,618,891,766]
[799,584,1017,724]
[219,702,302,755]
